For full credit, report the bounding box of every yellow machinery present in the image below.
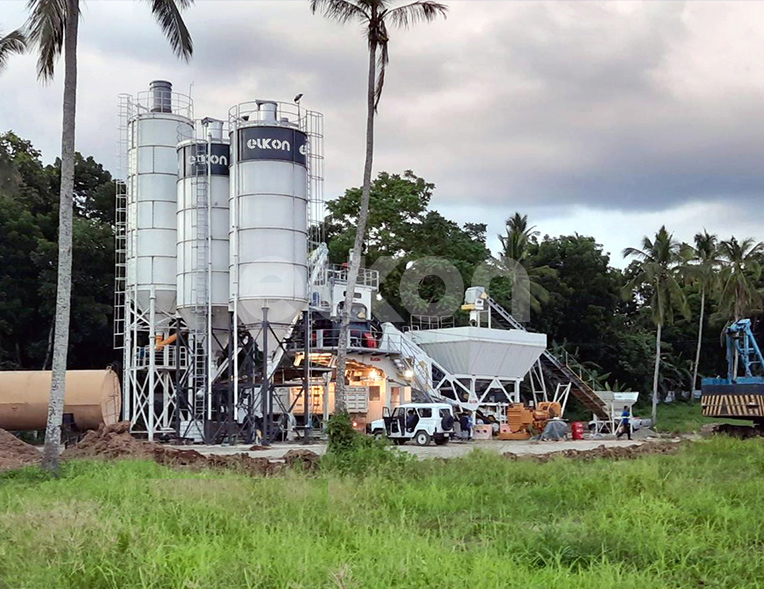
[501,401,562,440]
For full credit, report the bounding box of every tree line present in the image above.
[0,132,115,372]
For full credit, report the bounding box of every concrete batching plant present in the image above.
[113,80,610,446]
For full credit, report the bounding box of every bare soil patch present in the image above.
[504,441,682,463]
[0,429,41,471]
[62,422,321,475]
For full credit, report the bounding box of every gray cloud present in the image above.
[2,0,764,258]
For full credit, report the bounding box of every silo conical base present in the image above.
[239,299,304,367]
[177,307,230,355]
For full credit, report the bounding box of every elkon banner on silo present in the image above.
[238,126,308,166]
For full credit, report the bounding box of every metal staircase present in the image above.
[382,323,448,403]
[485,297,608,418]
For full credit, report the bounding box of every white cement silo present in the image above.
[126,80,193,319]
[176,120,230,344]
[229,100,309,347]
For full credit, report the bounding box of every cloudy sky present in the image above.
[1,0,763,265]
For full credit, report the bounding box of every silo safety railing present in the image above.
[135,343,188,371]
[228,100,306,130]
[323,265,380,289]
[124,90,193,119]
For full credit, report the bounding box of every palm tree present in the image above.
[26,0,194,473]
[499,213,538,263]
[717,237,764,322]
[497,212,550,316]
[683,231,719,398]
[0,27,26,71]
[623,226,689,425]
[310,0,447,411]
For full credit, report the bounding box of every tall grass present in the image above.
[652,401,752,433]
[1,438,764,588]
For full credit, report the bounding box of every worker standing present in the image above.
[616,405,631,440]
[459,412,471,441]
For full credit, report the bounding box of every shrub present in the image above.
[323,412,413,475]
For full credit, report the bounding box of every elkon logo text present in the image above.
[247,137,290,151]
[187,153,228,166]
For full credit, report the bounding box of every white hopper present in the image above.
[408,327,546,379]
[594,391,639,419]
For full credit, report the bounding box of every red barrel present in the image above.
[571,421,585,440]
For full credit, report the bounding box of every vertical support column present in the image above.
[261,306,270,445]
[302,309,311,442]
[148,288,156,441]
[227,311,235,441]
[122,300,132,423]
[174,315,181,438]
[323,372,331,430]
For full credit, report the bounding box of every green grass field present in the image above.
[649,402,752,433]
[2,438,764,588]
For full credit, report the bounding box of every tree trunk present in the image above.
[652,322,662,426]
[333,42,377,414]
[42,0,78,474]
[42,322,54,371]
[690,289,705,403]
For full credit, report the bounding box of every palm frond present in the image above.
[386,0,447,28]
[25,0,68,81]
[310,0,369,24]
[147,0,194,61]
[622,246,648,260]
[0,28,27,72]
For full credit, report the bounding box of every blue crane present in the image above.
[701,319,764,424]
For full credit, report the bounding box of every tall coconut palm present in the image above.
[0,27,26,71]
[310,0,447,411]
[26,0,194,473]
[717,237,764,322]
[683,231,719,398]
[497,212,550,316]
[499,212,538,263]
[623,226,689,425]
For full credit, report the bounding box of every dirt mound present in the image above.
[0,429,41,471]
[283,449,320,471]
[701,423,764,439]
[631,427,659,440]
[504,441,681,463]
[61,422,319,476]
[62,421,157,460]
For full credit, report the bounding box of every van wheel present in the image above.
[434,436,449,446]
[373,429,385,440]
[415,431,431,446]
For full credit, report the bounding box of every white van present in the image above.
[369,403,456,446]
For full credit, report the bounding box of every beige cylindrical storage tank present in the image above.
[0,369,121,431]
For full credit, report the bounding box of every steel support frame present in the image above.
[431,372,520,420]
[123,289,184,440]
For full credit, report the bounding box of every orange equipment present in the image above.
[499,401,563,440]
